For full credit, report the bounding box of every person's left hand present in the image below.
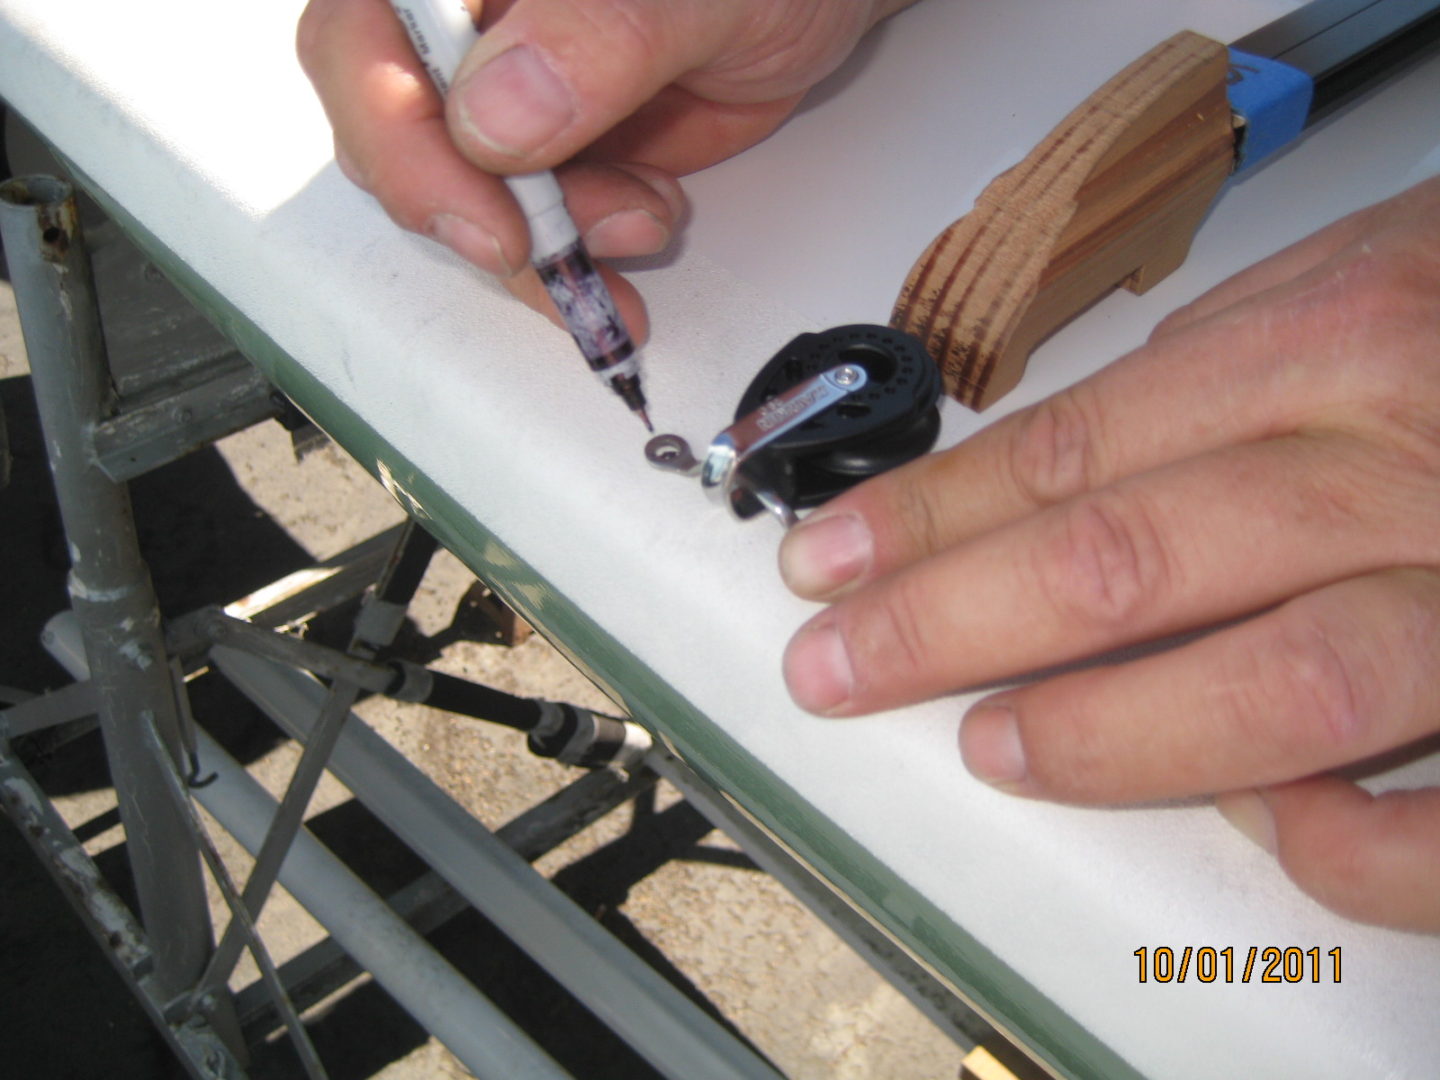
[778,175,1440,932]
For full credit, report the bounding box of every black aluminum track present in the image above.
[1233,0,1440,124]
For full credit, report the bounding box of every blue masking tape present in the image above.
[1227,48,1315,173]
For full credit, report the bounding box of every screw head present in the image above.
[833,365,862,386]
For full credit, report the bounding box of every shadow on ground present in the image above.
[0,372,766,1079]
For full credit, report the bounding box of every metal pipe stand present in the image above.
[0,171,989,1079]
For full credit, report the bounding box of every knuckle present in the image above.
[1245,614,1371,759]
[1387,571,1440,664]
[1270,440,1378,533]
[1347,246,1439,319]
[374,186,426,234]
[363,169,435,236]
[852,576,941,689]
[1026,698,1120,797]
[1334,252,1440,443]
[332,139,372,193]
[1007,388,1107,506]
[1035,490,1172,631]
[557,0,670,69]
[1149,302,1196,340]
[721,3,868,90]
[1367,400,1440,477]
[890,468,952,559]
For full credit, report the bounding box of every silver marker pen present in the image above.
[386,0,652,430]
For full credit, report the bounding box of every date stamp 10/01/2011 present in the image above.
[1134,946,1342,984]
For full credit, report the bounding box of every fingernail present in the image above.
[584,209,670,259]
[456,45,574,158]
[959,703,1027,788]
[779,513,873,597]
[1215,790,1277,854]
[633,170,686,220]
[783,622,854,714]
[427,214,515,277]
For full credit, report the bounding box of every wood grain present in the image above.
[960,1040,1058,1080]
[892,31,1235,409]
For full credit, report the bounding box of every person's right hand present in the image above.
[777,175,1440,932]
[297,0,916,340]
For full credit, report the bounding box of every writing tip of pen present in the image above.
[637,407,654,433]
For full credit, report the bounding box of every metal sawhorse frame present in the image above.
[0,171,994,1079]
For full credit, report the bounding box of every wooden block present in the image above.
[892,31,1235,409]
[453,580,534,646]
[960,1039,1057,1080]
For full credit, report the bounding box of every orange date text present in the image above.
[1133,946,1341,984]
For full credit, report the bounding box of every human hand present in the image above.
[297,0,914,337]
[779,175,1440,932]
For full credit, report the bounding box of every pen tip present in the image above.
[637,407,654,433]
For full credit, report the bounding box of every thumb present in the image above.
[1217,777,1440,932]
[447,0,748,171]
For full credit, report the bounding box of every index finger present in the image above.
[297,0,674,336]
[445,0,752,172]
[298,0,532,274]
[778,193,1426,602]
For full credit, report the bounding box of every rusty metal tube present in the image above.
[0,175,215,999]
